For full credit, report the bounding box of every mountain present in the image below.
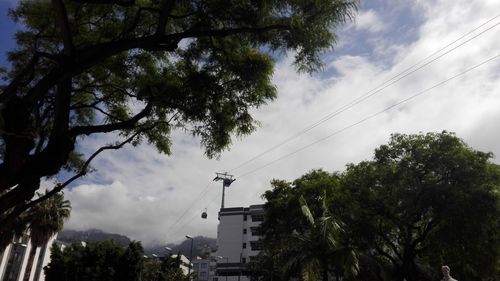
[57,229,131,246]
[144,236,217,258]
[57,229,217,258]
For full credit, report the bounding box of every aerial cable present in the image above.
[162,15,500,239]
[228,14,500,173]
[236,54,500,179]
[167,191,222,238]
[164,181,214,238]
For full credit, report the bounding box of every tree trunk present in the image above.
[22,245,38,281]
[322,265,329,281]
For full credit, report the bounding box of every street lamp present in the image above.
[217,256,229,281]
[186,235,194,280]
[164,246,172,259]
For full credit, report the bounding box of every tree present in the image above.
[252,170,357,281]
[340,132,500,281]
[0,0,358,232]
[280,192,358,281]
[22,192,71,281]
[44,240,145,281]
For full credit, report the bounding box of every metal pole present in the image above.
[186,235,194,281]
[213,173,235,210]
[188,239,194,279]
[221,184,225,209]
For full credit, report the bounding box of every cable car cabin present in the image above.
[201,211,207,219]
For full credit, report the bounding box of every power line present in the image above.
[228,14,500,173]
[166,189,222,239]
[236,54,500,179]
[162,15,500,238]
[164,181,214,239]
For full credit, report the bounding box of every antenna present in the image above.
[213,172,236,209]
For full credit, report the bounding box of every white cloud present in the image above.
[354,10,386,33]
[63,0,500,245]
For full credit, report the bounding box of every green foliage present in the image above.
[45,241,145,281]
[0,0,359,230]
[340,132,500,281]
[253,170,356,281]
[0,191,71,252]
[44,241,193,281]
[254,132,499,281]
[28,192,71,246]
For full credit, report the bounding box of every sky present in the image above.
[1,0,500,246]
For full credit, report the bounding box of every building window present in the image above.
[242,257,246,263]
[201,263,207,269]
[251,214,264,222]
[243,228,247,235]
[250,226,263,236]
[250,241,263,251]
[243,214,247,221]
[200,272,207,278]
[242,243,247,249]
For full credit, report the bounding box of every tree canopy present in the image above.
[251,132,499,281]
[0,0,358,233]
[45,240,190,281]
[340,132,500,281]
[45,240,145,281]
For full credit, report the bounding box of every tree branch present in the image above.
[52,0,75,55]
[71,0,136,6]
[23,24,291,107]
[374,245,397,265]
[411,217,440,248]
[90,105,126,122]
[0,53,41,102]
[156,1,175,36]
[0,127,147,235]
[69,101,152,136]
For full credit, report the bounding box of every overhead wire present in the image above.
[228,14,500,173]
[164,181,214,239]
[162,14,500,238]
[236,53,500,178]
[166,188,222,239]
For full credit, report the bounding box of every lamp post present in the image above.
[217,256,229,281]
[186,235,194,280]
[164,246,172,259]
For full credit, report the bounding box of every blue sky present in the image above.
[2,0,500,245]
[0,0,19,69]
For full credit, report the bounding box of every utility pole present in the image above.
[213,172,236,209]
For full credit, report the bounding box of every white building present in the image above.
[193,256,216,281]
[170,254,192,276]
[215,204,265,281]
[0,233,57,281]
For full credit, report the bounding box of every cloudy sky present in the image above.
[1,0,500,246]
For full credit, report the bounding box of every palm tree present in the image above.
[22,191,71,281]
[281,191,358,281]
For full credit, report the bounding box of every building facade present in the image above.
[215,204,265,281]
[193,257,216,281]
[0,233,57,281]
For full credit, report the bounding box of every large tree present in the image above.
[0,0,358,232]
[251,170,357,281]
[340,132,500,281]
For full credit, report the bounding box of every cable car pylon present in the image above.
[213,172,236,210]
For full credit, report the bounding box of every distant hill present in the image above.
[145,236,217,258]
[57,229,131,246]
[58,229,217,258]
